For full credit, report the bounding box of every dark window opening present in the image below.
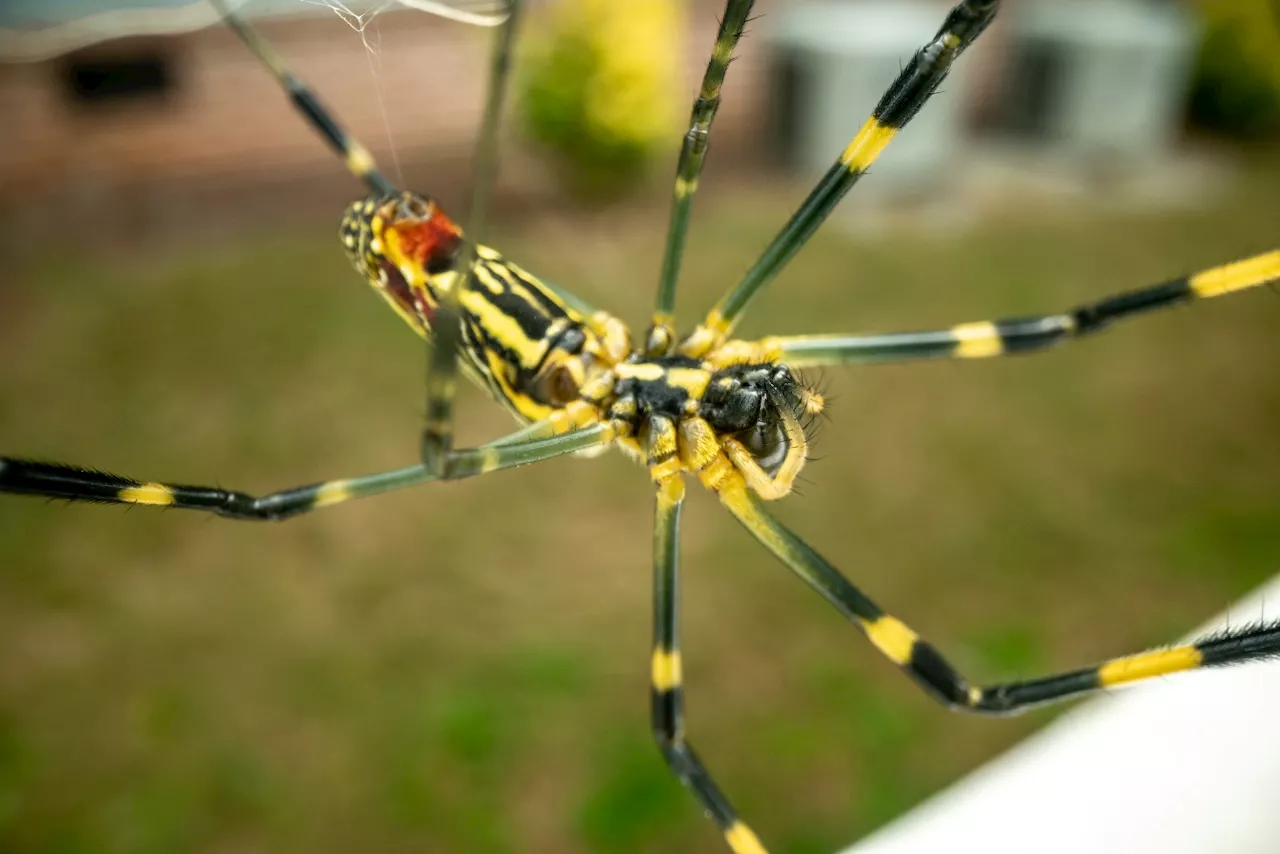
[62,50,175,106]
[770,52,804,170]
[1002,38,1066,139]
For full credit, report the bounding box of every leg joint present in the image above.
[652,731,695,781]
[903,639,985,712]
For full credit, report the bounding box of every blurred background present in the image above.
[1,1,1277,852]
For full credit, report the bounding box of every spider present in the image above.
[3,1,1279,851]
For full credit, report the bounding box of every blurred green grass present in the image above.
[1,156,1278,854]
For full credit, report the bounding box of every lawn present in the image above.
[1,154,1278,854]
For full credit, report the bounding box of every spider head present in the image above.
[339,192,463,336]
[700,363,824,499]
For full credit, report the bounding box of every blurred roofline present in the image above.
[0,0,383,62]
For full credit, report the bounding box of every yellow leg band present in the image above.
[1097,646,1203,687]
[863,616,918,665]
[950,321,1004,359]
[840,118,898,171]
[117,483,175,506]
[651,649,683,692]
[312,480,353,508]
[1189,250,1280,298]
[725,822,768,854]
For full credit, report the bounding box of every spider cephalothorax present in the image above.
[699,362,824,497]
[590,354,823,499]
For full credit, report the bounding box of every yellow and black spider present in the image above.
[3,1,1279,851]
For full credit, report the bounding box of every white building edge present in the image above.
[846,573,1280,854]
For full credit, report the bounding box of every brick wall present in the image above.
[0,0,1015,247]
[0,1,782,202]
[0,10,492,197]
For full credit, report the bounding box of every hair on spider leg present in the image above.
[1190,618,1280,668]
[792,366,825,391]
[799,367,834,416]
[786,368,831,451]
[792,471,820,491]
[785,470,823,499]
[799,411,826,448]
[735,12,767,41]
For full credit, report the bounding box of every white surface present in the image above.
[1008,0,1197,154]
[845,574,1280,854]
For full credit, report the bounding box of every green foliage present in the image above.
[3,155,1279,853]
[520,0,682,198]
[1188,0,1280,136]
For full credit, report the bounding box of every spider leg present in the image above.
[647,0,756,356]
[646,417,769,854]
[719,384,809,500]
[210,0,397,197]
[0,419,610,522]
[214,1,611,326]
[726,250,1280,367]
[682,0,999,356]
[714,471,1280,715]
[421,1,521,472]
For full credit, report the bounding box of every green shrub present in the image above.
[520,0,682,198]
[1188,0,1280,137]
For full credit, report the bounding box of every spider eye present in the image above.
[399,194,433,219]
[340,197,379,274]
[740,422,789,476]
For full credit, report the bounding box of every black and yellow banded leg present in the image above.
[210,0,397,198]
[716,474,1280,715]
[647,0,756,357]
[0,421,610,522]
[647,425,768,854]
[763,249,1280,367]
[421,2,522,471]
[682,0,998,356]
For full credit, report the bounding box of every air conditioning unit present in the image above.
[1002,0,1198,156]
[767,1,980,197]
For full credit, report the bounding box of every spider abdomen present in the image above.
[341,192,623,424]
